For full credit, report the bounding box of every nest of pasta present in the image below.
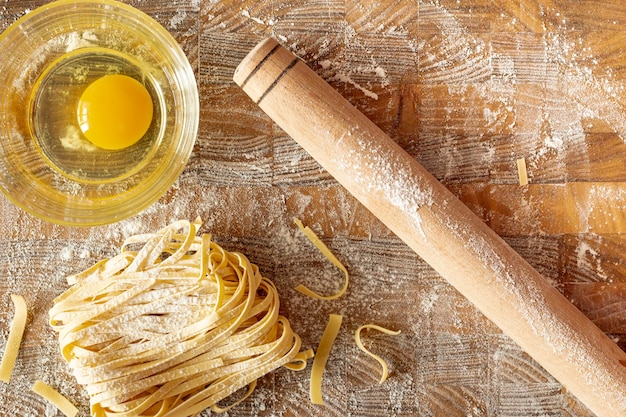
[49,219,308,417]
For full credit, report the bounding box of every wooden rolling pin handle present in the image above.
[234,38,626,417]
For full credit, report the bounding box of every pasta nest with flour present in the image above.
[49,219,308,417]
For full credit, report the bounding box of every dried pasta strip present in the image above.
[0,294,27,383]
[354,324,401,384]
[31,380,79,417]
[293,218,349,300]
[310,314,343,405]
[516,158,528,186]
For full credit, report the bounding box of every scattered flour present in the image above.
[336,130,433,239]
[169,9,187,29]
[332,71,379,100]
[575,240,605,281]
[420,289,439,314]
[241,9,271,26]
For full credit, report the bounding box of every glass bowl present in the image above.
[0,0,199,226]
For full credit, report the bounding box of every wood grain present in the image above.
[2,0,626,416]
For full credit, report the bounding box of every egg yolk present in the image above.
[77,74,153,150]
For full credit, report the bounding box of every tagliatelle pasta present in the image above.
[354,324,401,384]
[31,380,79,417]
[293,218,349,300]
[49,219,309,417]
[516,158,528,186]
[310,314,343,405]
[0,294,27,383]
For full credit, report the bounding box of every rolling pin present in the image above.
[233,37,626,417]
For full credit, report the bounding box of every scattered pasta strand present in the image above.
[293,218,349,300]
[354,324,401,384]
[31,380,79,417]
[516,157,529,186]
[0,294,27,383]
[49,219,308,417]
[310,314,343,405]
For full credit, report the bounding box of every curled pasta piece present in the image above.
[293,218,349,300]
[354,324,401,384]
[0,294,27,383]
[49,219,309,416]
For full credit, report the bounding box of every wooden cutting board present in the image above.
[2,1,626,416]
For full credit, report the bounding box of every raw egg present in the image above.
[77,74,153,150]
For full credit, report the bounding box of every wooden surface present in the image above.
[235,36,626,417]
[2,1,626,416]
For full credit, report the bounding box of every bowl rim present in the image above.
[0,0,200,227]
[1,0,157,37]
